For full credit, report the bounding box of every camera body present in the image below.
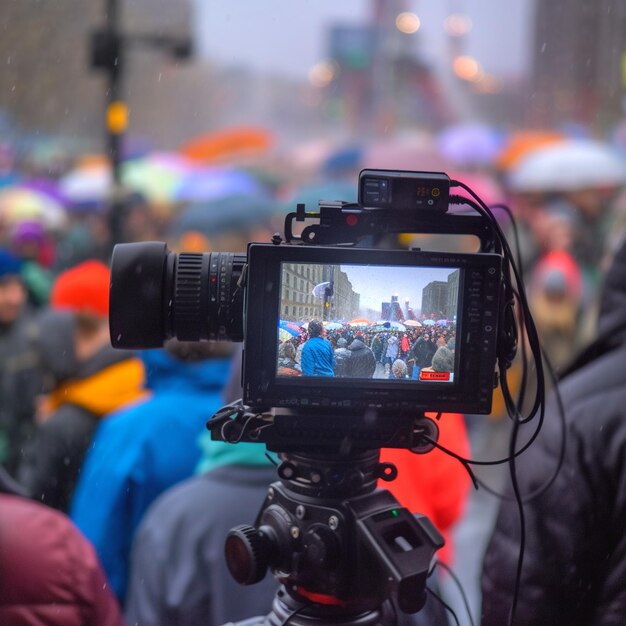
[110,170,506,452]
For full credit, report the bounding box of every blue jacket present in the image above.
[300,337,335,376]
[69,349,231,603]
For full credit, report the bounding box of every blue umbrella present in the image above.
[422,319,436,326]
[171,194,280,237]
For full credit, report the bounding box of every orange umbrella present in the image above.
[180,127,273,163]
[496,131,565,171]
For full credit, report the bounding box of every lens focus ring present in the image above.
[174,253,207,340]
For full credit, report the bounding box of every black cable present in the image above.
[280,601,313,625]
[433,560,476,626]
[426,587,461,626]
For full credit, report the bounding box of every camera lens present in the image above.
[109,242,246,349]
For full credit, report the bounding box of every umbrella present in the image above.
[347,318,372,327]
[179,127,273,163]
[59,163,112,205]
[496,131,565,171]
[436,319,449,326]
[278,328,295,342]
[422,319,436,326]
[438,124,503,167]
[322,145,364,175]
[404,319,422,327]
[322,321,343,330]
[171,194,280,238]
[121,153,194,204]
[0,186,66,230]
[509,140,626,192]
[374,320,406,332]
[173,168,264,203]
[312,281,332,299]
[279,321,301,336]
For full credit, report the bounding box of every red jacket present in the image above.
[380,413,470,565]
[0,494,123,626]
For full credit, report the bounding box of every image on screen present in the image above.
[276,262,460,383]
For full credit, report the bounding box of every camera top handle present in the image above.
[284,200,499,253]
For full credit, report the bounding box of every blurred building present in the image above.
[422,270,459,320]
[324,0,451,136]
[280,263,324,322]
[529,0,626,129]
[332,268,360,321]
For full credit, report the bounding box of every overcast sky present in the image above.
[340,263,456,312]
[194,0,532,80]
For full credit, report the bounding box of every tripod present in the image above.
[222,449,444,626]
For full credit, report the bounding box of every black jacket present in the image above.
[345,339,376,378]
[17,311,141,512]
[410,337,436,368]
[481,238,626,625]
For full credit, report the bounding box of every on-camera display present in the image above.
[276,262,460,384]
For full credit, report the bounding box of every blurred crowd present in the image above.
[1,124,626,624]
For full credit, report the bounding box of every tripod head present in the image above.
[222,420,444,625]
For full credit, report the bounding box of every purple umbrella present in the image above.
[173,168,264,202]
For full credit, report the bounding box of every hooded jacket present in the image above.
[345,337,376,378]
[70,349,231,603]
[17,311,145,512]
[0,468,123,626]
[125,437,277,626]
[481,238,626,625]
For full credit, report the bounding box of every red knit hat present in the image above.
[50,260,110,317]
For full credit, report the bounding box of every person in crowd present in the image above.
[70,340,233,604]
[371,332,384,363]
[481,235,626,624]
[0,249,42,474]
[300,319,335,376]
[276,340,301,376]
[17,260,147,511]
[400,332,411,357]
[382,333,399,374]
[421,346,455,374]
[409,332,437,380]
[390,358,408,379]
[9,221,54,307]
[345,333,376,378]
[333,336,351,377]
[124,429,278,625]
[0,466,123,625]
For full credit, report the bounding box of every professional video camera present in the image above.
[110,170,525,625]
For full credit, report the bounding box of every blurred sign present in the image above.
[329,25,378,69]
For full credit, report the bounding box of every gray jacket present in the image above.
[125,465,279,626]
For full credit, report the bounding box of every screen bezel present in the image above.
[243,244,501,415]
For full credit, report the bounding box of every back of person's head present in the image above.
[50,260,112,361]
[337,337,347,348]
[431,346,455,372]
[392,359,407,378]
[308,320,323,337]
[50,259,110,319]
